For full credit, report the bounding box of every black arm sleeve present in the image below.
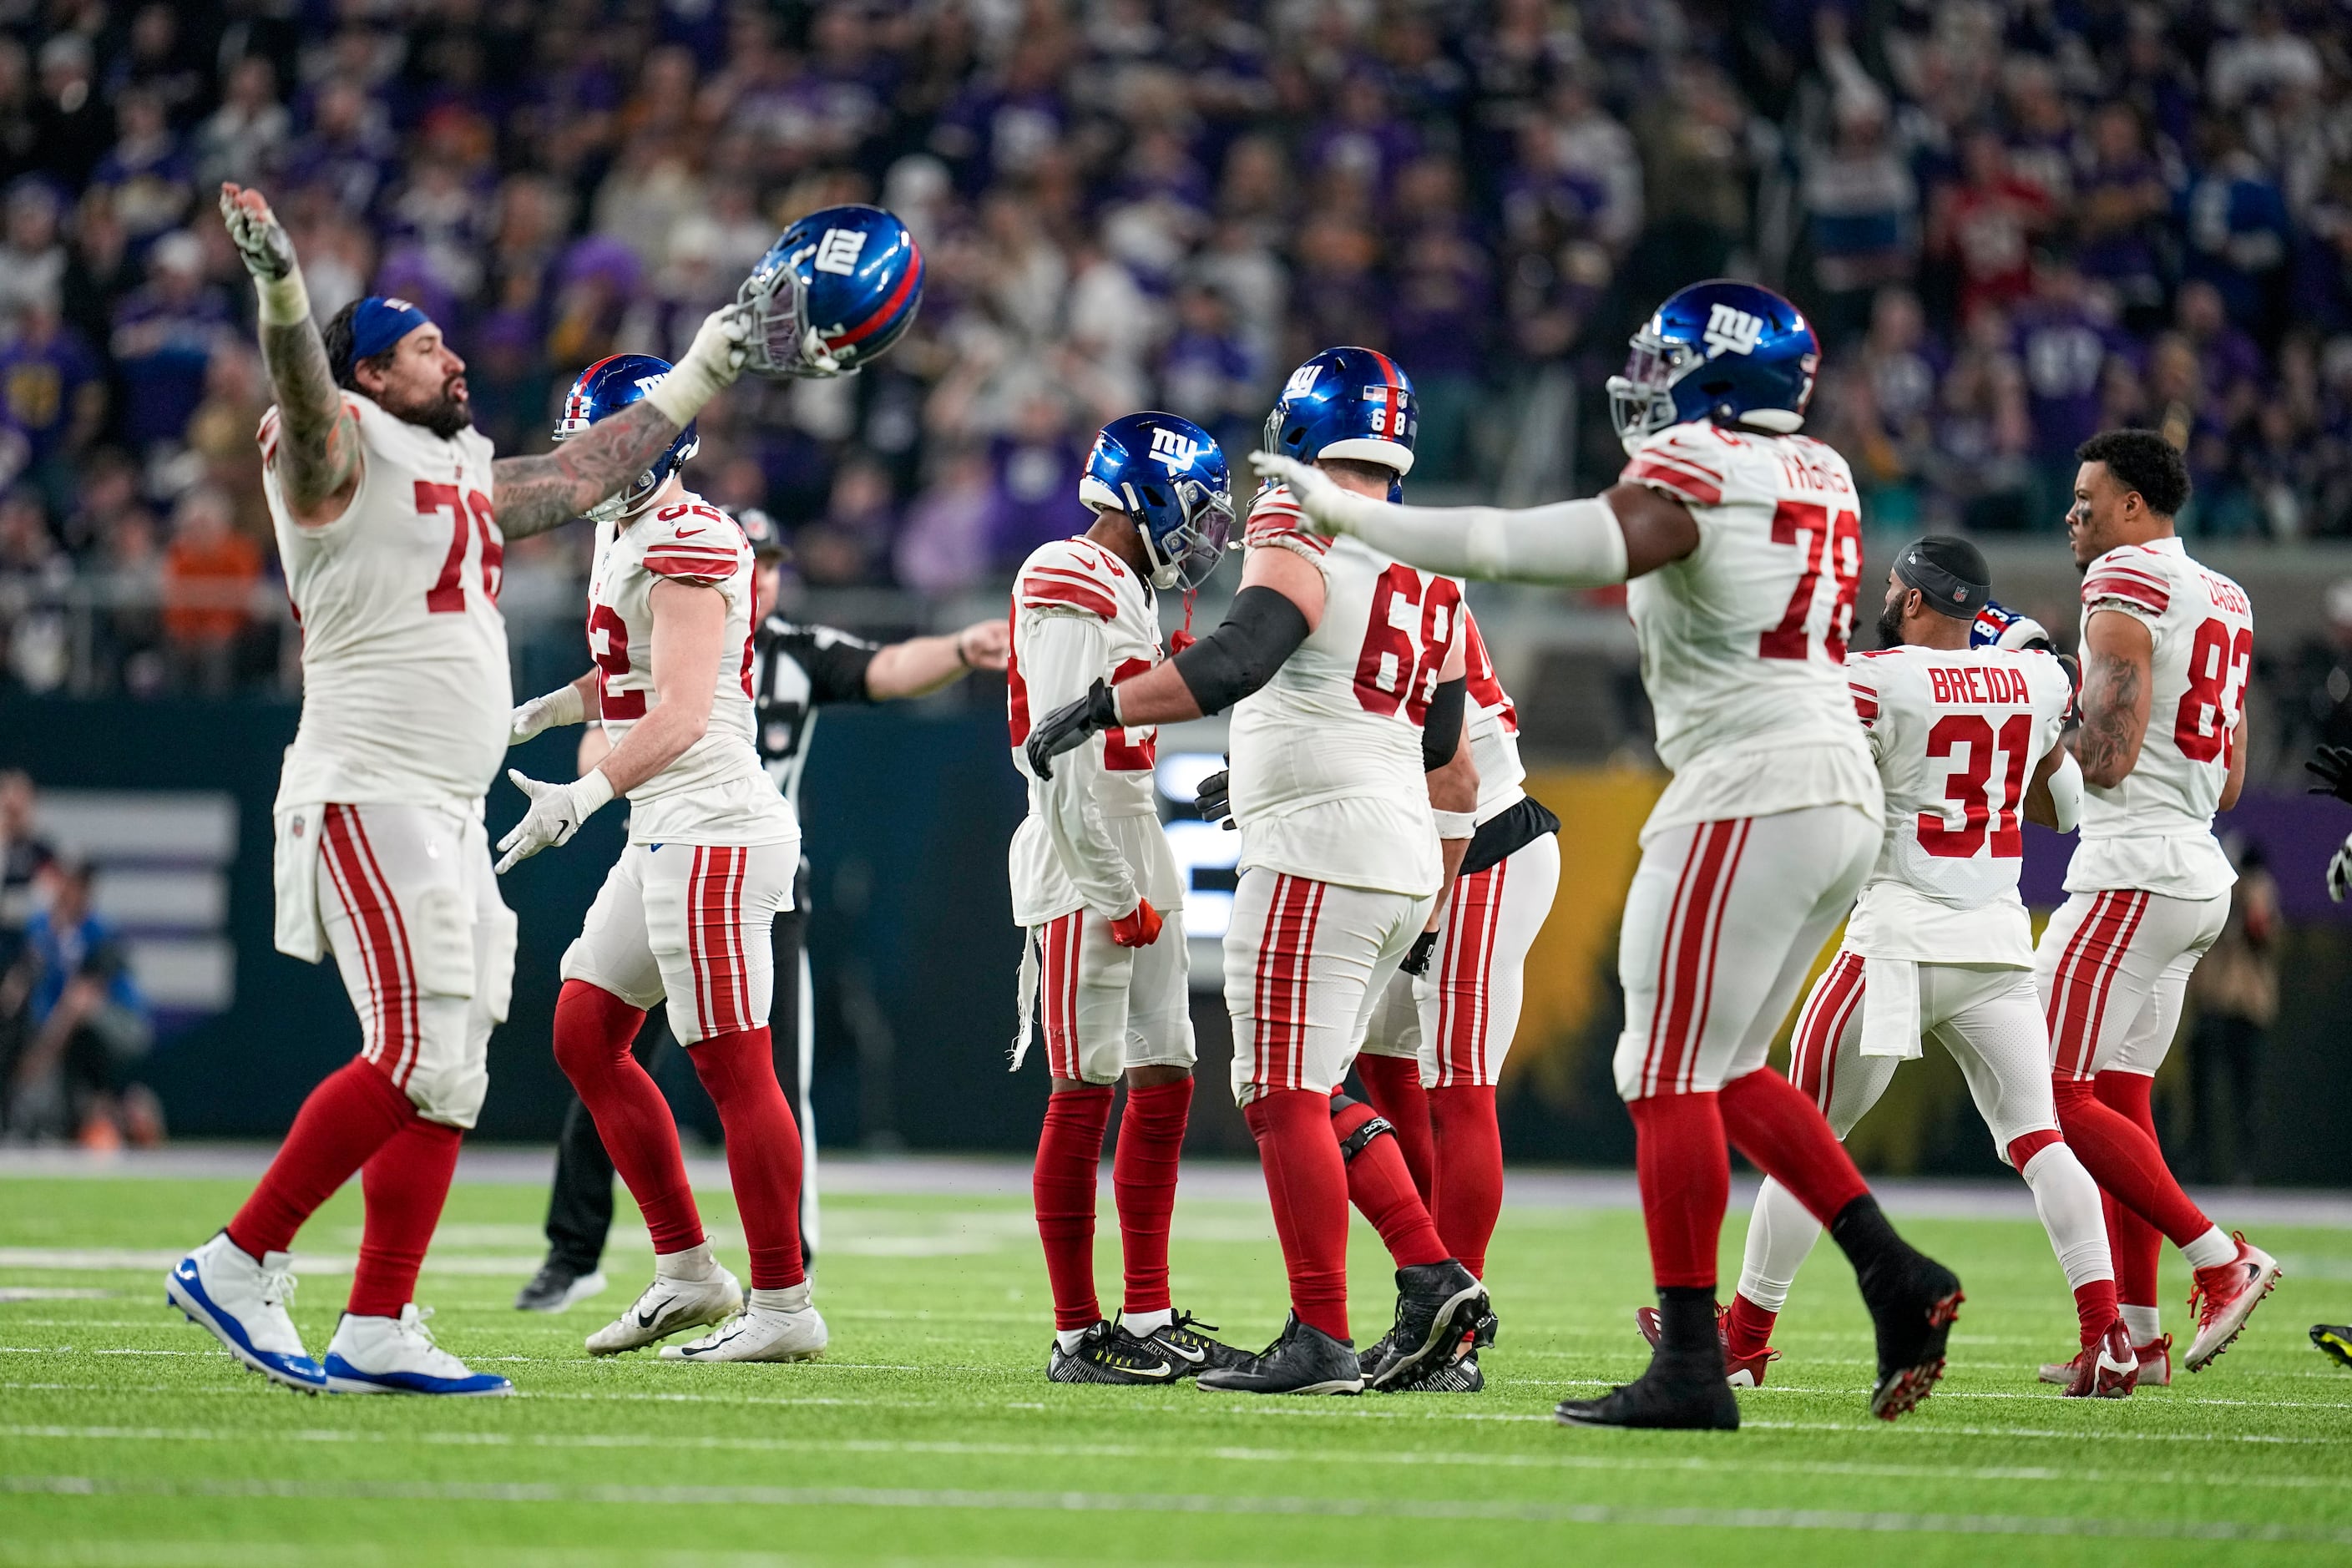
[1170,585,1312,716]
[1422,676,1466,771]
[761,621,881,706]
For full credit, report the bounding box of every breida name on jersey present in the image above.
[1618,421,1882,844]
[1004,535,1181,928]
[2067,536,2253,902]
[261,392,510,812]
[586,492,797,848]
[1844,644,2074,967]
[1226,483,1467,900]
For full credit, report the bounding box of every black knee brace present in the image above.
[1330,1093,1395,1165]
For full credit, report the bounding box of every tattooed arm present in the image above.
[490,302,752,540]
[2073,608,2152,788]
[490,402,686,540]
[220,184,361,525]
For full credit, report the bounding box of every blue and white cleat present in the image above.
[323,1304,514,1396]
[165,1231,327,1393]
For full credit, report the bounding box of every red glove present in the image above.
[1110,898,1164,948]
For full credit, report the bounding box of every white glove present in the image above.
[495,767,615,873]
[2329,832,2351,904]
[509,684,587,746]
[645,303,751,427]
[219,185,307,324]
[1248,451,1358,531]
[1993,615,2055,653]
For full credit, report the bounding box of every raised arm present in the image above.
[2073,608,2153,788]
[220,184,361,524]
[865,618,1011,700]
[491,306,752,540]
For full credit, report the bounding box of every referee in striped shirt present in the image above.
[516,511,1009,1312]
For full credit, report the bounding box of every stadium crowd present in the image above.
[0,1,2349,701]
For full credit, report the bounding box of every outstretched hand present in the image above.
[957,618,1011,673]
[219,183,296,282]
[2309,743,2352,807]
[1247,452,1351,529]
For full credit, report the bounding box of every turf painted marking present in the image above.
[4,1473,2345,1544]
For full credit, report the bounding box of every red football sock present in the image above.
[552,980,703,1256]
[1034,1085,1113,1330]
[2051,1074,2209,1258]
[2073,1277,2121,1348]
[1426,1085,1503,1279]
[2093,1072,2167,1308]
[346,1115,462,1318]
[1332,1096,1449,1269]
[1626,1091,1727,1290]
[227,1056,414,1260]
[1725,1292,1778,1358]
[1353,1055,1434,1204]
[1245,1090,1352,1342]
[1717,1066,1870,1224]
[689,1025,805,1290]
[1113,1077,1191,1317]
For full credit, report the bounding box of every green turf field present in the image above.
[2,1166,2348,1565]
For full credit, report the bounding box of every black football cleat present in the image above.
[1857,1247,1964,1420]
[513,1262,607,1313]
[1135,1311,1251,1378]
[1382,1348,1483,1393]
[1555,1360,1740,1429]
[1368,1260,1487,1392]
[1472,1307,1500,1348]
[1048,1321,1181,1384]
[2314,1324,2352,1369]
[1357,1329,1398,1385]
[1196,1313,1363,1395]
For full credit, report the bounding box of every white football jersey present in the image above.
[263,392,509,812]
[1006,535,1181,927]
[2068,536,2252,899]
[1620,422,1881,842]
[1844,644,2075,965]
[585,490,797,847]
[1460,607,1527,827]
[1227,485,1464,898]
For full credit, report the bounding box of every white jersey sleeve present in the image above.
[1619,423,1880,844]
[587,492,796,847]
[1843,645,2073,966]
[266,393,510,812]
[1006,537,1180,928]
[1226,484,1464,898]
[2067,537,2251,899]
[1460,608,1526,825]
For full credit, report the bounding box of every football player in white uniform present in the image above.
[1029,349,1490,1397]
[500,355,822,1364]
[1353,606,1560,1391]
[1706,539,2137,1399]
[1005,412,1250,1384]
[2030,429,2277,1383]
[1253,283,1963,1429]
[167,185,750,1395]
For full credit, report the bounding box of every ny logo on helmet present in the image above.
[1283,363,1322,398]
[813,228,867,276]
[1149,426,1203,470]
[1702,302,1765,359]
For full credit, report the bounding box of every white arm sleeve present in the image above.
[1022,611,1142,919]
[2046,749,2084,834]
[1252,453,1630,584]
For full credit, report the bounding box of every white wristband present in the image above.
[573,767,616,816]
[2046,750,2083,834]
[537,684,585,728]
[255,270,311,327]
[1433,808,1477,839]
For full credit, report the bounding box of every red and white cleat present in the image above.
[1635,1304,1780,1389]
[2041,1330,2170,1388]
[2185,1234,2281,1371]
[2056,1319,2138,1399]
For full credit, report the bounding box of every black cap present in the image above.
[1894,535,1990,620]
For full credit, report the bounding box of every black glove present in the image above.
[1195,763,1233,828]
[2309,743,2352,806]
[1024,679,1120,780]
[1399,928,1441,978]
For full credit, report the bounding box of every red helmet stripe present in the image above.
[825,239,924,349]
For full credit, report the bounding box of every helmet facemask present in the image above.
[738,260,844,379]
[1606,328,1703,453]
[1118,478,1232,592]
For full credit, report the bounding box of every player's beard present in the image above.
[1874,597,1906,650]
[388,378,473,440]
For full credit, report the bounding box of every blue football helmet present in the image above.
[1607,280,1819,453]
[1970,599,2054,651]
[1080,412,1233,591]
[1262,346,1416,502]
[739,204,924,379]
[554,353,699,522]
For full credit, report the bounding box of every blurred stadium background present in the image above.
[0,0,2349,1184]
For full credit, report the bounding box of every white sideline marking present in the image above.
[3,1425,2347,1495]
[4,1473,2345,1543]
[0,1289,116,1302]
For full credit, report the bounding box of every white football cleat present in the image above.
[660,1283,827,1363]
[323,1304,513,1396]
[586,1247,743,1356]
[164,1231,326,1393]
[2186,1234,2282,1371]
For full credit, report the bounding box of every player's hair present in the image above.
[320,299,397,392]
[2076,428,2190,518]
[1317,457,1399,487]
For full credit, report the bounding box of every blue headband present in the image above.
[350,296,432,362]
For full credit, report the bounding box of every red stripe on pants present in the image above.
[321,807,415,1083]
[2049,893,2137,1080]
[1791,951,1864,1110]
[340,810,422,1086]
